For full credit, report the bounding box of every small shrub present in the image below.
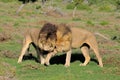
[14,22,19,27]
[100,21,109,26]
[66,3,75,9]
[72,18,81,21]
[36,5,41,9]
[88,0,99,5]
[77,4,91,10]
[116,0,120,9]
[67,3,91,11]
[98,3,115,12]
[86,20,95,26]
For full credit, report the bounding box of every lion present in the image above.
[17,28,44,64]
[38,23,72,67]
[41,26,103,67]
[17,23,58,64]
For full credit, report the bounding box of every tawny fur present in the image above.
[18,23,103,68]
[17,28,45,64]
[18,23,72,66]
[44,27,103,67]
[71,27,103,67]
[38,23,72,67]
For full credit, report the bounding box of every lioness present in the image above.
[42,27,103,67]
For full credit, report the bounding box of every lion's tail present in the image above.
[94,32,110,40]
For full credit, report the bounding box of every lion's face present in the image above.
[38,34,56,51]
[55,42,65,52]
[56,42,71,52]
[55,38,71,52]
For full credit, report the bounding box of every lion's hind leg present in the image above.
[80,45,90,66]
[91,44,103,67]
[18,38,31,63]
[88,38,103,67]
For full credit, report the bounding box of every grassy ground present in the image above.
[0,0,120,80]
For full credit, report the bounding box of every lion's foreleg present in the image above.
[45,51,57,66]
[65,49,72,67]
[40,53,45,65]
[35,47,44,64]
[18,42,30,63]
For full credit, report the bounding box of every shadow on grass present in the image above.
[23,53,39,63]
[50,53,99,65]
[22,53,99,65]
[18,0,37,4]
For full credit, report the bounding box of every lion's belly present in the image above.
[71,28,88,48]
[71,39,84,48]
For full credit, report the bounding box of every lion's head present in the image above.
[55,33,72,52]
[54,23,72,52]
[38,23,72,52]
[38,23,57,51]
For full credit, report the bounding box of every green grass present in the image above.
[99,21,109,26]
[1,55,120,80]
[72,18,81,21]
[0,0,120,80]
[0,41,21,52]
[98,3,115,12]
[86,20,95,26]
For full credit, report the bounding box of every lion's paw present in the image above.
[79,63,86,66]
[98,64,103,68]
[64,64,70,68]
[41,60,45,65]
[17,60,22,63]
[44,62,50,66]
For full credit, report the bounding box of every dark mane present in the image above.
[40,23,57,40]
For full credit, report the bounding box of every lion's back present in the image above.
[71,27,94,48]
[24,28,40,45]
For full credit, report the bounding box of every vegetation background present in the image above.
[0,0,120,80]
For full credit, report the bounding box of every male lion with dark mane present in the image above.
[17,23,72,66]
[18,23,58,64]
[40,24,103,67]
